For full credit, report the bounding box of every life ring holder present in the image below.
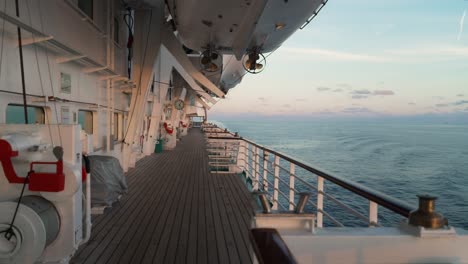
[163,122,174,134]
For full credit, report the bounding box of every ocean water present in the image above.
[213,118,468,228]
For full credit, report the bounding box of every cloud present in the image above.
[433,96,445,100]
[258,97,268,102]
[458,10,466,41]
[342,107,372,113]
[408,102,416,105]
[282,47,393,62]
[337,83,352,89]
[295,98,308,102]
[457,94,464,97]
[332,88,343,93]
[282,104,291,108]
[373,90,395,96]
[352,95,368,99]
[386,46,468,58]
[317,86,331,91]
[352,89,371,95]
[283,45,468,65]
[454,100,468,106]
[435,103,449,107]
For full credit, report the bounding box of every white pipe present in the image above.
[81,172,92,244]
[179,87,187,101]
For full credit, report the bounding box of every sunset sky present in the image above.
[211,0,468,117]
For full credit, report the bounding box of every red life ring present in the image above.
[164,122,174,134]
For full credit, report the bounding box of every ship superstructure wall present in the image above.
[0,0,203,171]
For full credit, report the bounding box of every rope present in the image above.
[15,0,29,124]
[1,172,31,240]
[0,0,6,83]
[26,0,54,145]
[38,2,63,147]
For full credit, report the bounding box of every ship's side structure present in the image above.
[0,0,467,263]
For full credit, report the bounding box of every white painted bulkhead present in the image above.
[0,0,207,173]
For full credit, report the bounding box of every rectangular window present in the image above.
[78,0,93,19]
[6,104,45,124]
[78,110,93,134]
[61,72,71,94]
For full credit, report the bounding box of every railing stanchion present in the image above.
[263,151,268,191]
[369,201,378,227]
[273,155,280,210]
[252,145,256,184]
[206,133,414,227]
[238,140,246,172]
[317,176,324,228]
[289,163,295,211]
[255,147,260,190]
[245,143,250,178]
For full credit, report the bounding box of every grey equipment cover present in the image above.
[89,155,128,206]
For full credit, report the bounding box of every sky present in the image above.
[210,0,468,118]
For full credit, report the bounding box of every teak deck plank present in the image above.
[71,129,255,264]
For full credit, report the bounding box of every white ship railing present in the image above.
[203,125,414,228]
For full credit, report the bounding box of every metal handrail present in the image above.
[242,166,287,211]
[208,136,414,217]
[250,158,374,225]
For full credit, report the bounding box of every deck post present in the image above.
[251,145,255,182]
[273,155,280,210]
[289,163,295,210]
[245,142,250,177]
[263,150,268,191]
[237,140,247,173]
[317,176,324,228]
[254,147,260,190]
[369,201,378,226]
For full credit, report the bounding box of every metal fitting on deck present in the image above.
[253,191,271,214]
[295,192,311,214]
[408,195,448,229]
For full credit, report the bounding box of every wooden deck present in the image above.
[71,129,256,264]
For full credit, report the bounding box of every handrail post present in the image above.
[369,201,378,227]
[238,140,246,172]
[273,155,280,210]
[263,150,268,191]
[253,146,259,190]
[251,145,255,182]
[255,147,260,190]
[245,142,250,177]
[317,176,324,228]
[289,163,295,211]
